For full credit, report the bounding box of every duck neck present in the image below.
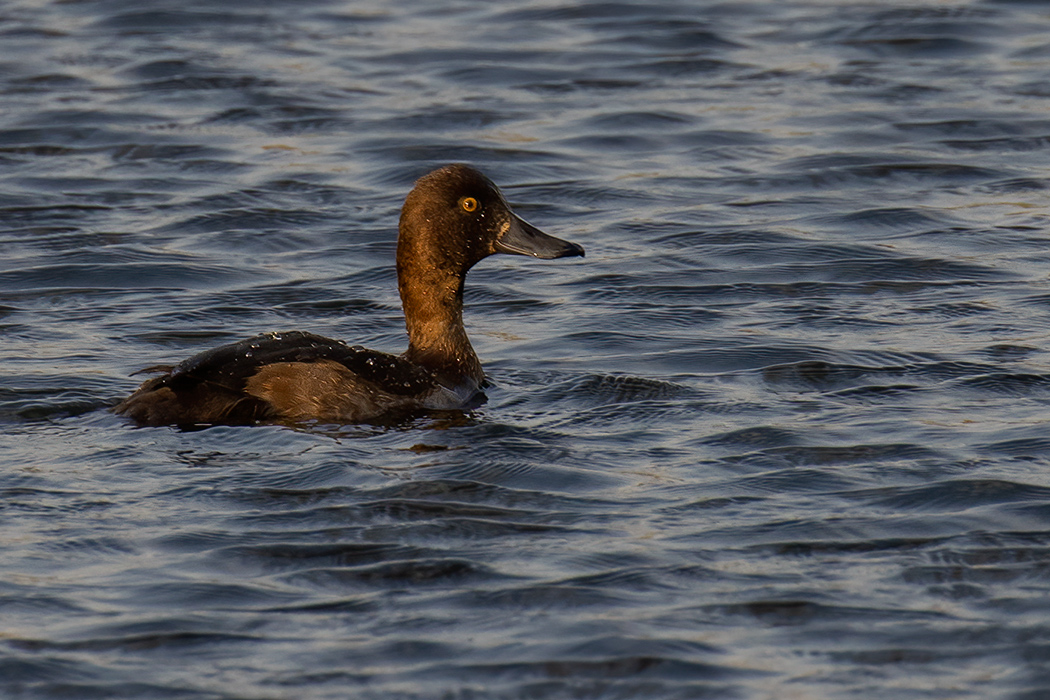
[398,264,484,389]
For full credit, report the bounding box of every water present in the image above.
[3,0,1050,697]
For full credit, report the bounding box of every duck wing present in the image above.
[117,331,436,426]
[166,331,435,396]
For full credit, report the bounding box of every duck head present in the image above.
[397,163,584,278]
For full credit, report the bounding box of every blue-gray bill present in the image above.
[495,215,585,259]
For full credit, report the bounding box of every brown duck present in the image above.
[116,164,584,427]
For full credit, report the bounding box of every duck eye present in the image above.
[459,196,478,213]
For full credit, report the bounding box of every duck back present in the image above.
[116,331,438,426]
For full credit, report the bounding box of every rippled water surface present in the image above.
[5,0,1050,697]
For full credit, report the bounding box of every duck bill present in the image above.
[495,215,585,259]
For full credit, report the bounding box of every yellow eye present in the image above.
[459,196,478,212]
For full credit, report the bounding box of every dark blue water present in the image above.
[4,0,1050,697]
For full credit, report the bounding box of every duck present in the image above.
[115,164,585,427]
